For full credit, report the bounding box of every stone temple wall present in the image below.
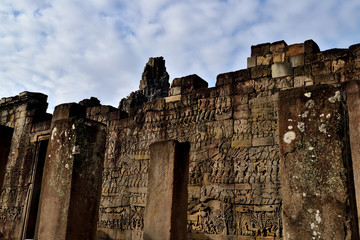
[0,39,360,240]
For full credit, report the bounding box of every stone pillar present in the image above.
[144,140,190,240]
[345,81,360,231]
[278,84,359,239]
[0,125,13,191]
[37,103,106,240]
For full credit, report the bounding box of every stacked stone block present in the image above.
[0,92,49,240]
[1,40,360,240]
[279,85,358,239]
[38,103,106,240]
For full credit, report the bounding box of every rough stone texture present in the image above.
[119,57,169,113]
[272,62,293,78]
[345,81,360,231]
[52,103,86,122]
[143,141,189,240]
[286,43,305,57]
[171,74,208,93]
[37,111,106,240]
[278,84,359,240]
[304,40,320,54]
[1,40,360,240]
[270,41,288,54]
[0,92,49,240]
[251,42,270,56]
[289,54,305,67]
[79,97,101,107]
[247,56,256,68]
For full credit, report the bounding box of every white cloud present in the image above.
[0,0,360,112]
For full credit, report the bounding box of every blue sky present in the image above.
[1,0,360,111]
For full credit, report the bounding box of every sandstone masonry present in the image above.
[0,39,360,240]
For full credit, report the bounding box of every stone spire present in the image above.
[139,57,169,99]
[119,57,170,113]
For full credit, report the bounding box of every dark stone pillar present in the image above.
[0,125,13,191]
[144,140,190,240]
[345,81,360,231]
[37,103,106,240]
[278,84,359,239]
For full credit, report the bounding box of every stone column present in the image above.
[144,140,190,240]
[0,125,13,191]
[37,103,106,240]
[278,84,359,239]
[345,80,360,232]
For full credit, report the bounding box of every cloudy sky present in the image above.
[1,0,360,111]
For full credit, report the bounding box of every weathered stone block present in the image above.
[313,74,339,84]
[270,40,287,54]
[286,43,305,56]
[171,74,208,94]
[165,95,181,103]
[233,79,254,94]
[294,76,314,87]
[233,94,248,105]
[304,39,320,54]
[350,43,360,56]
[234,119,250,134]
[344,81,360,231]
[305,52,324,65]
[247,56,256,68]
[257,55,272,66]
[52,103,86,122]
[323,48,348,60]
[275,76,293,90]
[169,86,182,96]
[218,84,234,96]
[231,134,252,148]
[355,57,360,69]
[38,117,106,240]
[252,136,274,146]
[251,43,270,56]
[271,62,293,78]
[289,54,304,67]
[249,94,278,109]
[233,69,252,83]
[293,65,311,77]
[273,53,285,63]
[233,105,249,119]
[331,59,346,73]
[217,69,251,86]
[278,84,359,239]
[144,141,190,240]
[251,66,271,79]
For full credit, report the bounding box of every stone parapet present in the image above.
[0,91,47,110]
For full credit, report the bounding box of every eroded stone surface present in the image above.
[279,84,359,240]
[1,39,360,240]
[119,57,170,113]
[143,141,189,240]
[38,111,106,240]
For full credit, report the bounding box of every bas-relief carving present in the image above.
[3,43,360,239]
[98,206,144,231]
[0,206,23,221]
[97,87,283,239]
